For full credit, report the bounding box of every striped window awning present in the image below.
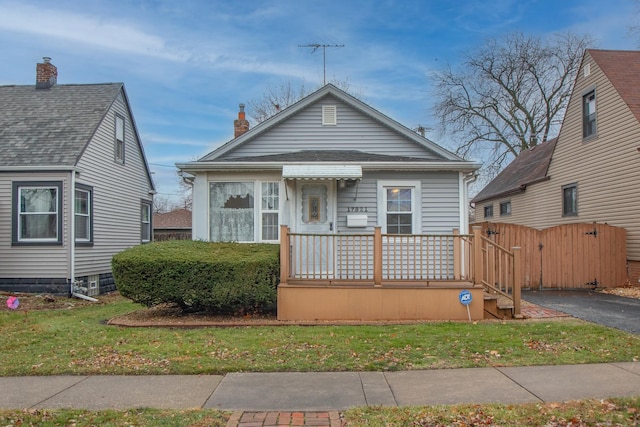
[282,165,362,180]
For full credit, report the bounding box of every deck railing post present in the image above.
[280,225,290,285]
[453,229,461,280]
[374,226,382,287]
[512,246,522,317]
[472,226,483,285]
[487,243,495,288]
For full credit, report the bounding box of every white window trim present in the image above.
[377,180,421,234]
[115,114,125,163]
[74,186,92,244]
[15,183,61,244]
[141,202,151,243]
[257,180,281,243]
[208,180,282,243]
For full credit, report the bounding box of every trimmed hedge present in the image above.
[112,241,280,313]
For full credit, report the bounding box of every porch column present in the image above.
[374,226,382,287]
[472,226,483,285]
[280,225,290,285]
[453,229,461,280]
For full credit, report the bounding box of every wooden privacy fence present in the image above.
[472,222,627,289]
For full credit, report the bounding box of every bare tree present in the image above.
[432,32,592,175]
[177,173,193,210]
[246,79,363,124]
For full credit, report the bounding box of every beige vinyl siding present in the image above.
[0,171,71,278]
[224,96,442,160]
[74,91,153,276]
[476,52,640,261]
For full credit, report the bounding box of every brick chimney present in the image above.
[234,103,250,138]
[36,57,57,89]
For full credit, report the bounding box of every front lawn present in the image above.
[0,293,638,376]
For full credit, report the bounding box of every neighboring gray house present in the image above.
[0,58,155,295]
[177,84,480,244]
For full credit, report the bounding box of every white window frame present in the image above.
[208,180,282,243]
[378,180,421,234]
[75,185,93,245]
[259,181,281,242]
[141,201,152,242]
[13,181,63,245]
[115,114,125,163]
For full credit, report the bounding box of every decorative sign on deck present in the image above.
[459,290,472,321]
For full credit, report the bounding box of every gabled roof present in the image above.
[471,138,557,204]
[153,208,192,230]
[197,84,466,163]
[588,49,640,124]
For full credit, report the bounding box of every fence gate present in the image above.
[473,222,627,289]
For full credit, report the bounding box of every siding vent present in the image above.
[583,63,591,78]
[322,105,337,125]
[88,275,99,297]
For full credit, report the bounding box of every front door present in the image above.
[294,182,335,278]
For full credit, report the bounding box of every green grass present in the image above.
[0,296,638,376]
[0,398,638,426]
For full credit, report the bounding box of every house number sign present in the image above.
[346,207,368,213]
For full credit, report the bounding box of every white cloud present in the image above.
[0,1,189,61]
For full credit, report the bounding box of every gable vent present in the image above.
[584,63,591,78]
[322,105,337,126]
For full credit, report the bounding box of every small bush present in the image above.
[112,241,279,313]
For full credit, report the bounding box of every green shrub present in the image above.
[112,241,279,313]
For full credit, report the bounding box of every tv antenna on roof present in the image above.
[298,43,345,85]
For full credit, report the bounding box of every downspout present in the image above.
[70,170,98,302]
[70,170,76,296]
[461,171,478,232]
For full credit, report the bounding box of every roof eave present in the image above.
[176,160,481,173]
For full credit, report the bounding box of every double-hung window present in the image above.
[484,205,494,218]
[75,185,93,245]
[141,201,152,242]
[500,201,511,216]
[115,114,125,163]
[562,184,578,216]
[261,182,279,241]
[209,181,281,242]
[583,90,596,138]
[13,181,62,245]
[380,181,420,234]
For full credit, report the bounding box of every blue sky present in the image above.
[0,0,636,203]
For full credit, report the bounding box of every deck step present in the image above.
[483,292,514,320]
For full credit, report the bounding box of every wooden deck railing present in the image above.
[279,225,521,316]
[471,226,522,317]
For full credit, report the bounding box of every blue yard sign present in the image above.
[459,290,472,305]
[459,290,472,321]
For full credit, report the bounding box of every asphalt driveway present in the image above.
[522,290,640,334]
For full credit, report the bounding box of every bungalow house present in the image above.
[177,84,491,321]
[0,58,155,296]
[471,49,640,285]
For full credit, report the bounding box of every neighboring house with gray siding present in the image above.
[0,58,155,295]
[471,49,640,284]
[177,84,479,246]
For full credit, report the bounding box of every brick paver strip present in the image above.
[229,411,342,427]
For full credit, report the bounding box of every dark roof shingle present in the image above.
[0,83,123,166]
[471,138,557,204]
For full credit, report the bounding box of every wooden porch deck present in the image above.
[277,226,523,321]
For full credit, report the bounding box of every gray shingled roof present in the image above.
[0,83,123,166]
[221,150,438,162]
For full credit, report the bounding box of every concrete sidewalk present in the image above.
[0,363,638,412]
